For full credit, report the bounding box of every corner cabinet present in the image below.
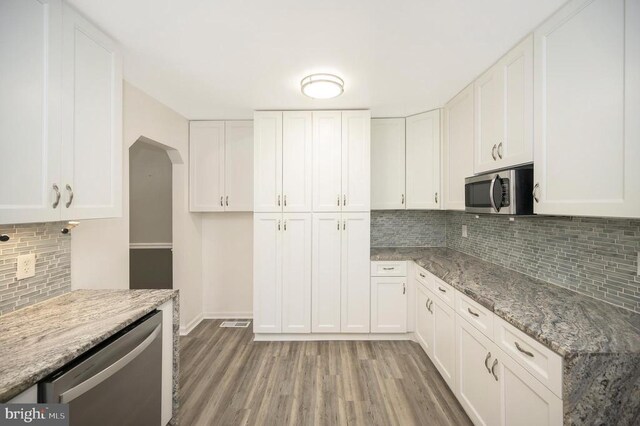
[0,0,123,224]
[406,110,441,209]
[532,0,640,218]
[474,35,533,174]
[189,120,253,212]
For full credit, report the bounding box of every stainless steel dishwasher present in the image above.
[39,311,163,426]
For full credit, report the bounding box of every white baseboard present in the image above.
[179,312,204,336]
[254,332,416,342]
[203,312,253,319]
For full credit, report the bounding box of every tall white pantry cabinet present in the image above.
[253,110,371,335]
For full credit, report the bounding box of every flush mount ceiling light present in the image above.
[301,73,344,99]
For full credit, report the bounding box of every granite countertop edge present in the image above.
[0,289,178,402]
[371,247,640,359]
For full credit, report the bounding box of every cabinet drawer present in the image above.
[433,277,455,308]
[414,264,434,291]
[494,316,563,398]
[371,261,407,277]
[455,292,494,338]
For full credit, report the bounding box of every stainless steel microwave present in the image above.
[465,166,534,215]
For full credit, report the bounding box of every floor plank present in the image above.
[179,320,472,426]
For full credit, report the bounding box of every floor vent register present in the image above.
[220,320,251,328]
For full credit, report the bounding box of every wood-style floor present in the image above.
[179,320,471,426]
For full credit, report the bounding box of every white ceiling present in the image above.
[68,0,566,119]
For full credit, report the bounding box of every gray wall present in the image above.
[129,142,172,244]
[0,222,71,315]
[371,210,640,313]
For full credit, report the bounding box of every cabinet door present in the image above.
[282,111,312,212]
[189,121,225,212]
[341,212,371,333]
[253,213,282,333]
[61,3,122,220]
[533,0,640,218]
[371,276,406,333]
[281,213,311,333]
[495,348,563,426]
[502,35,533,168]
[474,65,503,174]
[416,286,434,358]
[443,85,474,211]
[406,110,440,209]
[312,213,342,333]
[455,316,500,426]
[312,111,342,212]
[341,111,371,212]
[254,111,282,213]
[432,299,456,388]
[0,0,62,224]
[371,118,406,210]
[224,121,253,212]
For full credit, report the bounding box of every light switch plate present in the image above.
[16,254,36,280]
[462,225,468,238]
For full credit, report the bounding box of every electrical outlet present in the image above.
[462,225,468,238]
[16,254,36,280]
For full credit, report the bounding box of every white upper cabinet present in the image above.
[61,3,122,220]
[341,212,370,332]
[443,85,474,210]
[281,213,312,333]
[254,112,283,212]
[533,0,640,218]
[0,0,122,224]
[406,110,441,209]
[312,111,343,212]
[282,112,312,212]
[190,121,225,211]
[0,0,62,224]
[474,35,533,174]
[341,111,371,212]
[190,121,254,212]
[371,118,406,210]
[224,121,254,211]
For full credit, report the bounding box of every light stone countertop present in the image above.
[0,289,178,402]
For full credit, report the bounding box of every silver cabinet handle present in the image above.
[284,194,287,207]
[428,300,433,313]
[435,192,438,203]
[278,194,281,206]
[401,194,405,204]
[61,325,161,403]
[220,196,223,207]
[284,220,287,231]
[337,220,340,231]
[419,273,426,278]
[484,352,492,374]
[491,144,497,160]
[65,184,74,208]
[532,183,540,203]
[515,341,534,357]
[337,195,340,206]
[278,220,281,231]
[438,286,446,293]
[402,283,406,295]
[497,142,503,159]
[343,221,346,230]
[225,195,229,207]
[491,359,499,381]
[426,299,430,309]
[467,308,480,318]
[343,194,346,206]
[52,184,61,209]
[382,267,394,271]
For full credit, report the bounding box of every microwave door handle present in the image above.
[489,175,499,212]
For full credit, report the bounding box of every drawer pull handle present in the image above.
[419,273,426,278]
[484,352,492,373]
[467,308,479,317]
[515,341,534,357]
[382,267,394,271]
[438,287,446,293]
[491,359,499,381]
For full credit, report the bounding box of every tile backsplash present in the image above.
[371,210,447,247]
[372,210,640,313]
[0,222,71,315]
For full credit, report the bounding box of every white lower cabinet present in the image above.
[431,296,456,389]
[371,276,407,333]
[253,213,311,334]
[416,285,435,358]
[312,213,370,333]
